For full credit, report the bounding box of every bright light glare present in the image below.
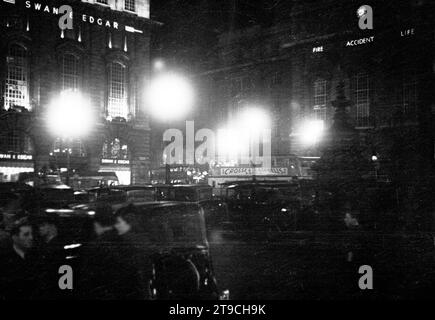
[154,59,165,71]
[145,73,194,121]
[237,107,270,132]
[47,91,93,138]
[357,6,367,17]
[300,120,324,145]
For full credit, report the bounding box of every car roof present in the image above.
[112,185,155,190]
[170,184,211,189]
[0,182,34,191]
[115,201,200,211]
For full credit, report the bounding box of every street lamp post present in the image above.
[146,72,195,184]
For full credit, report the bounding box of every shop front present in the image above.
[99,138,131,185]
[0,152,34,182]
[208,165,300,189]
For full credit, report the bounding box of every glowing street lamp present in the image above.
[47,90,93,138]
[47,90,94,184]
[217,106,271,171]
[145,72,194,121]
[299,120,325,146]
[237,107,271,133]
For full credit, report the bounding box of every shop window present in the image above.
[102,138,129,159]
[51,138,86,157]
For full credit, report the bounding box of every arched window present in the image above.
[102,138,129,159]
[107,62,128,119]
[61,54,80,91]
[4,44,30,110]
[51,138,86,157]
[313,79,327,121]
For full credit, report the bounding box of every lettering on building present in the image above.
[346,36,374,47]
[400,28,415,37]
[24,0,121,30]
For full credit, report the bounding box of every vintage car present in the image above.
[114,201,228,300]
[218,180,316,232]
[154,184,229,231]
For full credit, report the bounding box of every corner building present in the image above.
[0,0,155,184]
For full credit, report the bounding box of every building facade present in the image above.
[0,0,154,185]
[195,0,435,181]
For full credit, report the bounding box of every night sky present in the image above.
[150,0,283,70]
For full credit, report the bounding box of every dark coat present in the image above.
[113,231,153,300]
[35,236,69,299]
[78,230,122,299]
[0,247,40,300]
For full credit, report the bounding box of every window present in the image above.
[51,138,86,157]
[102,138,129,159]
[61,54,80,91]
[125,0,135,12]
[313,79,327,121]
[354,73,370,127]
[0,131,33,153]
[108,62,128,119]
[4,44,29,110]
[96,0,108,4]
[403,74,417,117]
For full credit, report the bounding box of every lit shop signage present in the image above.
[219,167,288,176]
[101,159,130,165]
[345,36,374,47]
[0,153,33,161]
[21,0,140,31]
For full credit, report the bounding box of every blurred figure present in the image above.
[0,213,11,251]
[35,216,65,299]
[113,205,151,299]
[38,217,62,255]
[0,218,38,299]
[80,204,119,299]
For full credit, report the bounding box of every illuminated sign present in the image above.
[101,159,130,165]
[0,153,33,161]
[345,36,374,47]
[219,167,288,176]
[23,1,126,31]
[400,28,415,37]
[312,46,324,53]
[3,0,15,4]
